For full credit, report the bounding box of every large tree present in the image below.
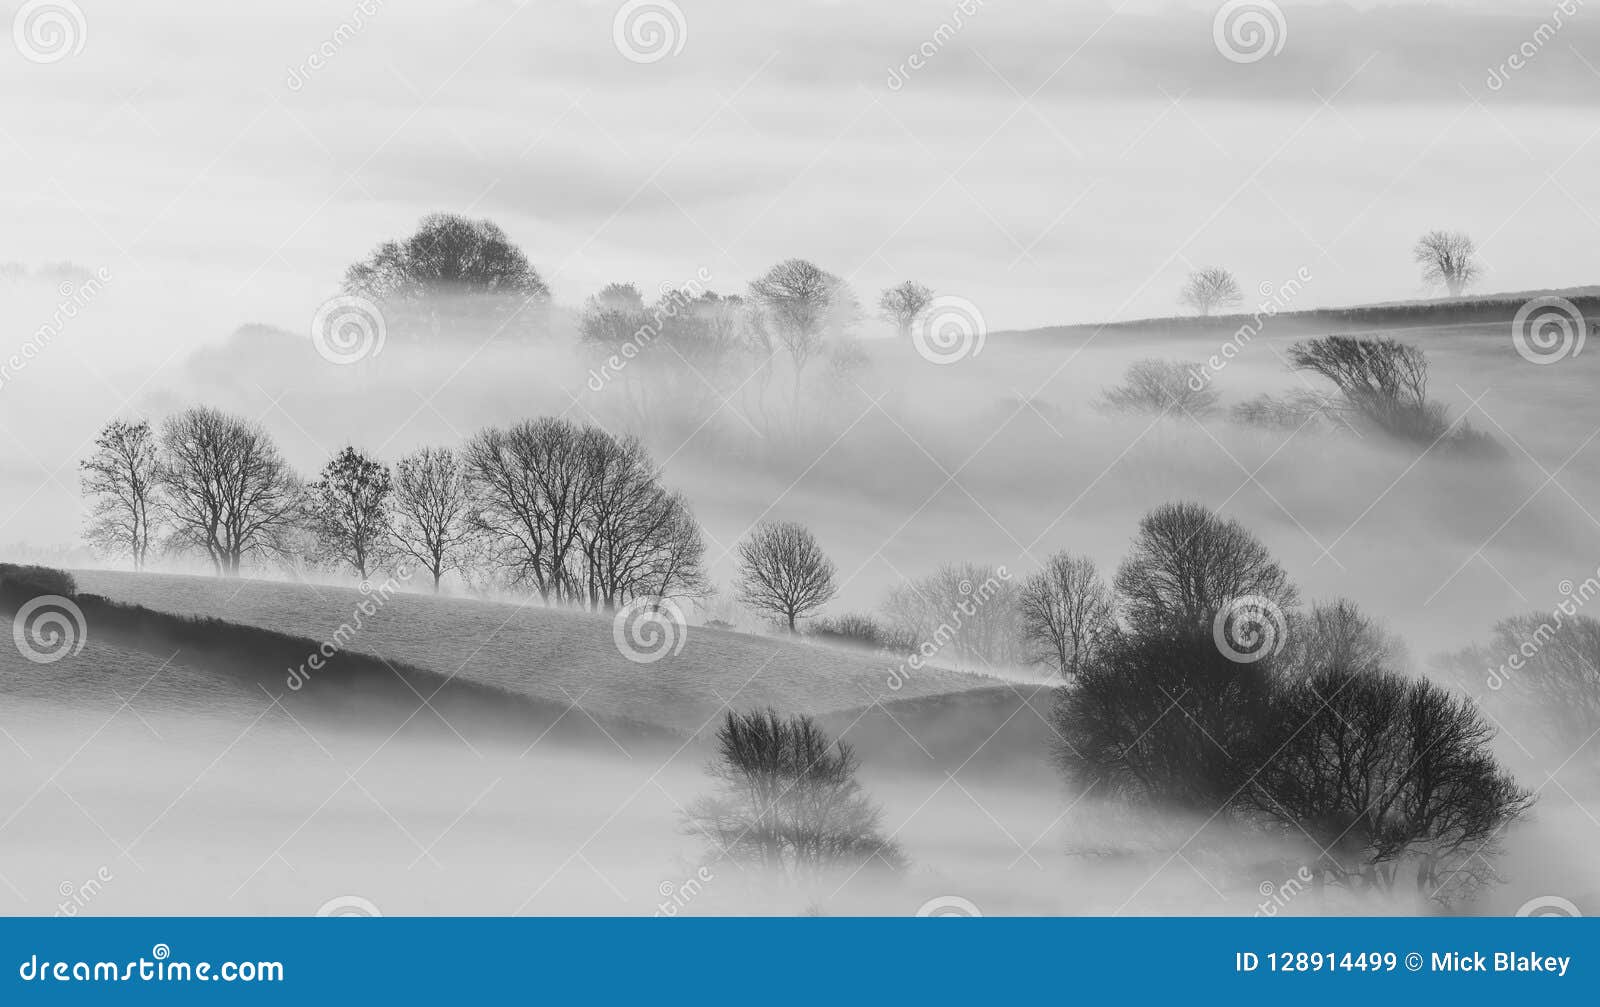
[390,446,475,592]
[304,446,394,580]
[158,407,299,576]
[684,709,905,880]
[1114,501,1298,634]
[877,280,934,339]
[1018,551,1114,678]
[1412,229,1480,296]
[343,213,551,341]
[735,521,837,633]
[748,259,854,414]
[80,418,161,570]
[1179,266,1243,316]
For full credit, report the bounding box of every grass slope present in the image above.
[74,571,1001,734]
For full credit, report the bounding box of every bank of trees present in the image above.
[1045,501,1532,906]
[79,408,708,606]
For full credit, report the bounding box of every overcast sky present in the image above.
[4,0,1599,345]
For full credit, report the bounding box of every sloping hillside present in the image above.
[75,571,1003,733]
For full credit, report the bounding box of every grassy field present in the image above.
[74,570,1009,733]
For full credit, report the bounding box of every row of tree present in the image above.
[80,408,709,606]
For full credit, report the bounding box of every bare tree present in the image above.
[1179,266,1243,316]
[1101,358,1219,416]
[1114,501,1298,634]
[881,562,1022,670]
[343,213,551,341]
[735,521,837,632]
[684,709,905,881]
[158,407,300,576]
[1412,229,1480,296]
[1247,666,1532,904]
[877,280,934,339]
[303,446,394,580]
[464,417,706,608]
[1019,551,1114,678]
[390,446,475,592]
[748,259,853,415]
[80,418,161,570]
[1287,334,1451,442]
